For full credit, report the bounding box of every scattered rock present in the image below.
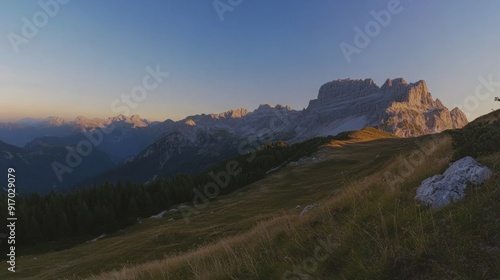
[88,234,106,242]
[266,166,281,174]
[330,189,342,197]
[415,156,492,208]
[288,154,330,167]
[300,203,319,216]
[167,218,175,222]
[150,210,166,219]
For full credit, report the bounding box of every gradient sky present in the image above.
[1,0,499,122]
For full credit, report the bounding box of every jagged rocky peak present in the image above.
[381,78,430,100]
[379,78,434,108]
[129,115,142,121]
[435,98,445,109]
[411,80,429,94]
[227,108,248,118]
[255,104,274,111]
[317,78,379,102]
[43,116,66,126]
[75,115,89,122]
[127,115,148,127]
[274,104,292,111]
[111,114,127,122]
[74,115,107,129]
[405,80,434,109]
[450,107,468,128]
[184,119,196,126]
[381,78,409,93]
[210,108,249,119]
[254,104,292,112]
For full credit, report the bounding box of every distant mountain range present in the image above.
[0,78,468,194]
[0,115,158,156]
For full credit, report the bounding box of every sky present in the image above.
[1,0,499,122]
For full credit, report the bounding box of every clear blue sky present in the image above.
[1,0,499,121]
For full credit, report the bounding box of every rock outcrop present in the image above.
[296,78,468,140]
[414,156,492,208]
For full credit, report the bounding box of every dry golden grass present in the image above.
[5,132,498,279]
[87,133,500,279]
[325,127,398,147]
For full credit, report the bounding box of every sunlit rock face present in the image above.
[295,78,467,140]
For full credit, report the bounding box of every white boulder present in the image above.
[415,156,492,208]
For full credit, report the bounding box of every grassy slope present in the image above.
[3,130,498,279]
